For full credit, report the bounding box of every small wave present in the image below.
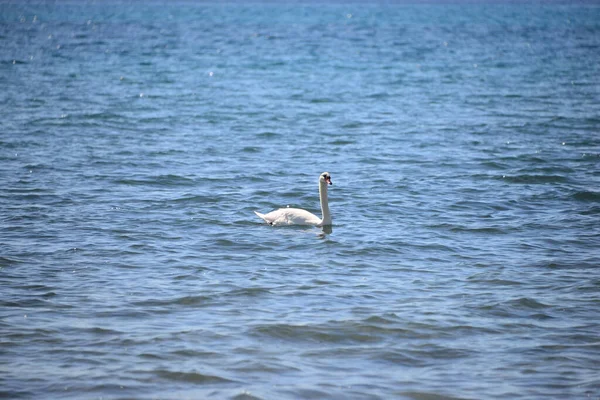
[0,388,36,399]
[0,256,23,267]
[229,359,300,374]
[580,206,600,215]
[226,287,272,297]
[231,391,265,400]
[80,112,125,121]
[446,225,505,234]
[251,323,382,344]
[366,92,390,99]
[173,194,223,204]
[138,352,167,360]
[147,149,186,157]
[501,174,568,184]
[477,297,552,320]
[2,59,27,65]
[115,174,195,187]
[374,349,426,367]
[341,121,364,129]
[85,327,123,335]
[329,139,355,145]
[398,390,469,400]
[529,312,555,320]
[170,349,222,358]
[466,277,522,286]
[255,131,280,139]
[152,369,234,384]
[480,160,508,170]
[573,191,600,202]
[0,298,59,308]
[132,295,212,308]
[242,146,261,153]
[309,97,333,103]
[508,297,551,309]
[363,314,401,325]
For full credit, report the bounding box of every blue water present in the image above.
[1,1,600,399]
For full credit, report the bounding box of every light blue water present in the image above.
[1,1,600,399]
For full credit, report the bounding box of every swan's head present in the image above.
[320,172,332,186]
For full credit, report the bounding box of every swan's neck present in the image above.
[319,181,332,225]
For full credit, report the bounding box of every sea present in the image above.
[1,1,599,399]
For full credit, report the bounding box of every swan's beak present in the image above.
[326,177,332,185]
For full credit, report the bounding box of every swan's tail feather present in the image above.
[254,211,269,223]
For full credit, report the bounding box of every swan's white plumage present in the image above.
[254,208,322,226]
[255,172,332,227]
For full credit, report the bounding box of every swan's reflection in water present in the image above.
[318,225,333,237]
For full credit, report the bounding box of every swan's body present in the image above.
[254,208,322,226]
[254,172,332,227]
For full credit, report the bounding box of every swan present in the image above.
[254,172,333,227]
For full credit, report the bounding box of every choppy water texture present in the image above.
[2,1,600,399]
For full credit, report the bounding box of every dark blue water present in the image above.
[1,1,600,399]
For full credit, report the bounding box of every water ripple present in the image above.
[1,2,599,399]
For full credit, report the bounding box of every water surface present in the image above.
[1,1,600,399]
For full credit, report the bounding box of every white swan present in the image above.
[254,172,333,227]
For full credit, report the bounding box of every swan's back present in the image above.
[254,208,321,226]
